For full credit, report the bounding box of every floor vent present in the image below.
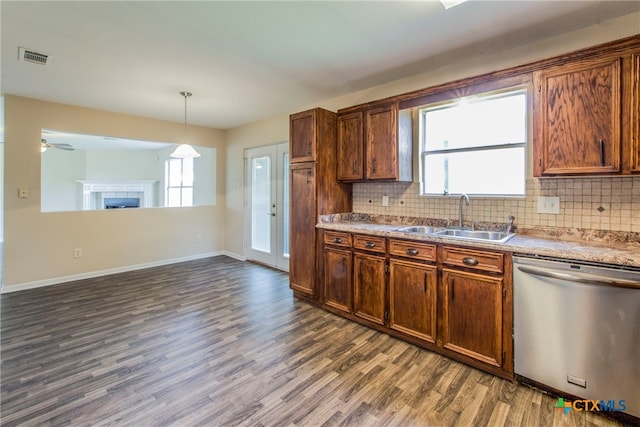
[18,47,49,65]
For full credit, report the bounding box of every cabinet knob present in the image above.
[365,241,376,249]
[406,248,419,256]
[462,257,479,266]
[333,237,342,244]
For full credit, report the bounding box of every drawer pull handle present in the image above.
[406,248,419,256]
[365,241,376,249]
[333,237,342,244]
[462,257,479,266]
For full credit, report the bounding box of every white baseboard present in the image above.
[1,251,230,293]
[221,250,246,261]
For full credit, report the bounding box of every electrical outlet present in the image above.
[195,234,202,242]
[382,195,389,207]
[537,196,560,214]
[73,248,82,258]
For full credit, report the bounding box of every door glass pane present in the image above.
[251,156,271,253]
[282,152,290,259]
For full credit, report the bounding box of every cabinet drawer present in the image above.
[324,231,352,248]
[441,246,504,274]
[389,239,436,262]
[353,235,386,253]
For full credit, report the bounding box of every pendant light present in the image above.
[170,91,201,158]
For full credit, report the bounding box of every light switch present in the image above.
[382,195,389,207]
[18,187,29,198]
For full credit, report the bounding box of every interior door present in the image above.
[245,143,289,271]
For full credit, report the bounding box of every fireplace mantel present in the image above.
[77,180,158,210]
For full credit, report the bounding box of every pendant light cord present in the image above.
[180,91,192,143]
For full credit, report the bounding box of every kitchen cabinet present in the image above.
[336,102,412,182]
[289,163,317,296]
[336,111,364,181]
[317,231,513,379]
[631,52,640,173]
[289,108,352,299]
[322,231,353,314]
[389,259,437,343]
[353,234,386,325]
[441,268,504,367]
[353,252,386,326]
[533,55,622,176]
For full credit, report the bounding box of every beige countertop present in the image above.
[317,213,640,268]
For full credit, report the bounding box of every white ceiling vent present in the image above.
[18,47,50,65]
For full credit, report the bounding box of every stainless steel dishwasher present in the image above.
[513,255,640,418]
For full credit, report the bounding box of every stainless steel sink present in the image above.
[394,226,445,234]
[394,225,514,242]
[434,228,514,242]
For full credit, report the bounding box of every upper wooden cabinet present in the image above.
[534,55,622,176]
[337,102,412,182]
[336,111,364,180]
[631,52,640,173]
[290,108,337,163]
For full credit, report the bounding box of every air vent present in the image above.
[18,47,49,65]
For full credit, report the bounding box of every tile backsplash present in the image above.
[352,177,640,233]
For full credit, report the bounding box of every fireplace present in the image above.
[104,197,140,209]
[78,180,157,210]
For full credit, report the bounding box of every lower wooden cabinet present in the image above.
[353,252,386,325]
[389,259,437,344]
[323,247,352,314]
[441,269,504,367]
[319,231,513,379]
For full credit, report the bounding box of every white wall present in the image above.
[223,13,640,257]
[41,148,86,211]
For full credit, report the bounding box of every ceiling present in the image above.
[2,1,639,130]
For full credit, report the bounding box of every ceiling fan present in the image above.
[41,138,74,152]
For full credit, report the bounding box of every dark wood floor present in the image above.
[1,256,624,426]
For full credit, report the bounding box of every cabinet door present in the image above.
[389,259,437,343]
[441,269,503,367]
[289,163,316,295]
[337,111,364,181]
[353,253,386,325]
[290,110,316,163]
[631,53,640,173]
[324,247,352,314]
[365,104,398,180]
[534,57,622,175]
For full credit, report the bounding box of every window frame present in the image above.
[165,157,194,207]
[407,75,532,198]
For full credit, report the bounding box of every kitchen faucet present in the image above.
[458,193,470,228]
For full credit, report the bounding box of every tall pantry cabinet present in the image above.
[289,108,352,299]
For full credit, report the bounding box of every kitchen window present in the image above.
[165,157,194,207]
[420,86,527,196]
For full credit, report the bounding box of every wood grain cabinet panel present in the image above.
[353,252,386,325]
[441,269,504,368]
[534,56,622,175]
[324,247,352,314]
[631,52,640,173]
[290,110,316,163]
[337,112,364,181]
[389,259,437,343]
[365,104,398,180]
[289,163,317,296]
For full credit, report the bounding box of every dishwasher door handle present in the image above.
[517,265,640,290]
